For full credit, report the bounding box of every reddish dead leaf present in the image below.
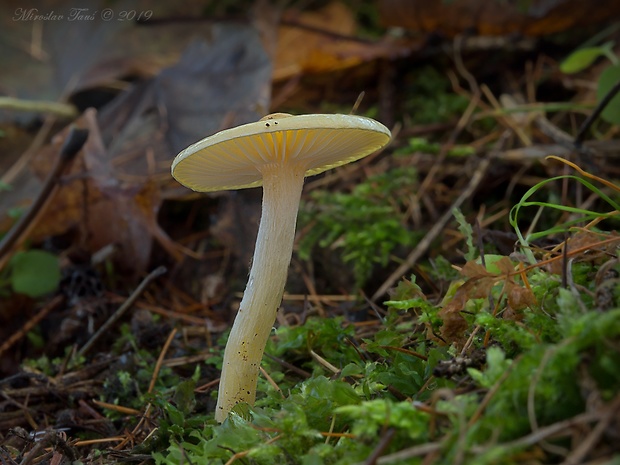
[547,230,620,275]
[437,256,534,345]
[437,276,495,346]
[505,280,537,311]
[460,260,493,279]
[495,256,517,276]
[436,307,469,346]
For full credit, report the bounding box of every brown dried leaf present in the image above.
[0,26,272,275]
[274,2,406,80]
[460,260,493,279]
[547,230,620,274]
[505,280,537,310]
[437,309,468,347]
[495,256,517,276]
[379,0,620,37]
[437,276,494,346]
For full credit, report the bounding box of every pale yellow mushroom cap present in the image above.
[171,113,391,192]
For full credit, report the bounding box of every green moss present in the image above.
[299,166,419,287]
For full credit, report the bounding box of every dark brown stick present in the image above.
[0,127,89,261]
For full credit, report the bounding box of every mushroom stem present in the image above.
[215,162,306,422]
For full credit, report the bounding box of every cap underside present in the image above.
[171,114,391,192]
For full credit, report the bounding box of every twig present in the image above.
[259,366,284,398]
[148,327,178,393]
[138,13,378,45]
[547,155,620,193]
[92,400,141,416]
[560,395,620,465]
[73,437,126,446]
[352,442,443,465]
[0,295,64,357]
[574,78,620,147]
[370,56,486,301]
[1,117,56,186]
[0,96,78,118]
[528,342,571,456]
[224,434,283,465]
[467,356,517,427]
[264,353,312,379]
[310,349,340,374]
[77,266,167,357]
[364,428,396,465]
[372,156,491,300]
[470,410,604,454]
[380,346,427,361]
[0,127,88,263]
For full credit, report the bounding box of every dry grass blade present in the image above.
[547,155,620,193]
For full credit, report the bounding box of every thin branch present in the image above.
[574,78,620,147]
[0,295,65,357]
[363,428,396,465]
[77,266,167,357]
[0,127,88,263]
[148,327,178,393]
[0,96,78,118]
[560,395,620,465]
[372,156,491,300]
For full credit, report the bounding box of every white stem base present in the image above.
[215,163,306,422]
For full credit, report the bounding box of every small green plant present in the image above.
[299,166,419,287]
[560,40,620,124]
[404,66,471,124]
[0,249,61,298]
[509,157,620,264]
[152,267,620,464]
[102,322,180,413]
[395,137,476,158]
[145,152,620,464]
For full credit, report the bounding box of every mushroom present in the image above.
[171,113,391,422]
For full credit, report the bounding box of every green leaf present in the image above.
[173,378,197,415]
[8,207,25,219]
[560,43,613,74]
[9,250,61,297]
[453,208,476,261]
[597,64,620,124]
[477,254,511,275]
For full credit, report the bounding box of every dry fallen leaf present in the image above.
[438,256,536,345]
[274,1,406,81]
[379,0,620,37]
[0,25,272,274]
